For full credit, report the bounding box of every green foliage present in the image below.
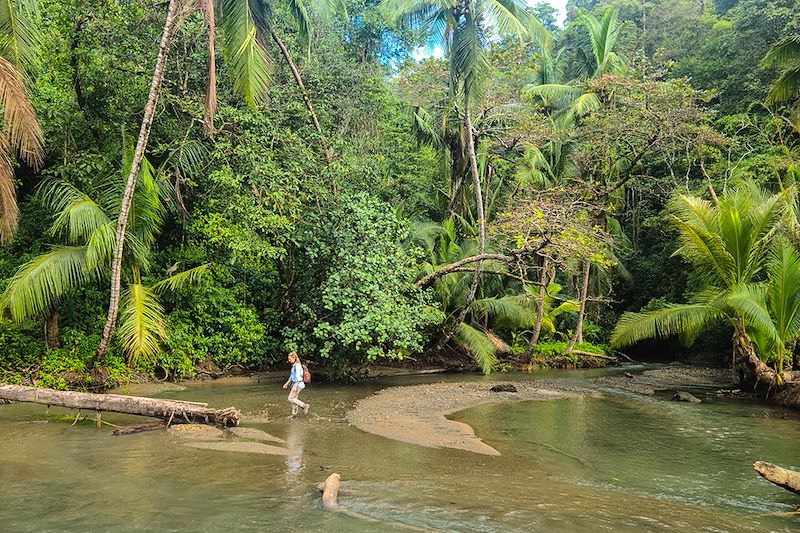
[283,193,438,374]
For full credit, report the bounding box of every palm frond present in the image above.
[0,56,43,169]
[766,65,800,105]
[151,263,211,293]
[313,0,348,19]
[455,322,497,374]
[727,283,780,346]
[0,246,92,321]
[611,303,724,348]
[568,91,601,117]
[762,35,800,68]
[0,0,40,72]
[118,282,166,365]
[220,0,273,109]
[411,106,442,148]
[451,11,488,98]
[0,147,17,243]
[410,219,445,252]
[524,83,581,108]
[766,244,800,342]
[285,0,312,56]
[38,179,111,243]
[470,295,536,328]
[162,138,210,180]
[84,221,116,273]
[477,0,528,40]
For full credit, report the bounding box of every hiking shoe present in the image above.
[303,404,310,415]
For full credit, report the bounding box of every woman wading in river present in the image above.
[283,351,310,417]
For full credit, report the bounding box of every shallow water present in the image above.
[1,368,799,532]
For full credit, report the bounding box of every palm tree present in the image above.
[525,7,626,120]
[728,242,800,382]
[611,182,789,390]
[2,154,208,363]
[0,0,44,243]
[414,218,534,372]
[384,0,536,341]
[96,0,181,360]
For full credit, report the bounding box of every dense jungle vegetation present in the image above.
[0,0,798,389]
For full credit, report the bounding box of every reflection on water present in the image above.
[284,421,307,483]
[1,369,799,532]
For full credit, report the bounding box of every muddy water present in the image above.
[1,369,799,532]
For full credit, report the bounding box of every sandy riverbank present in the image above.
[347,381,598,456]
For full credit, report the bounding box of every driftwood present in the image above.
[672,391,701,403]
[754,461,800,495]
[0,384,240,428]
[112,421,168,436]
[320,473,341,509]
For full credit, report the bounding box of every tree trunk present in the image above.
[202,0,217,133]
[95,0,180,363]
[44,310,59,349]
[0,384,240,428]
[753,461,800,495]
[271,31,322,136]
[565,259,591,355]
[733,317,778,392]
[435,89,486,351]
[523,255,549,359]
[415,253,514,288]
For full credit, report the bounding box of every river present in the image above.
[1,367,799,532]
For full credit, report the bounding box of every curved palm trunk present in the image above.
[565,258,590,355]
[270,30,322,136]
[733,317,779,392]
[95,0,181,362]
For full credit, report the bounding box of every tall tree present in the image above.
[0,0,44,243]
[526,6,626,120]
[96,0,181,361]
[384,0,537,343]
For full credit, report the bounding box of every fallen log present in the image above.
[753,461,800,495]
[0,384,239,428]
[320,473,341,509]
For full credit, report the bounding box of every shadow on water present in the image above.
[1,368,799,532]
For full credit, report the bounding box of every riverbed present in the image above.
[1,367,799,531]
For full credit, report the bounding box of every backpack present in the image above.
[302,364,311,384]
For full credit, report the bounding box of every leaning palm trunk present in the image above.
[565,259,590,355]
[733,317,779,393]
[95,0,181,362]
[270,30,322,135]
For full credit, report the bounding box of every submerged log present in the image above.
[672,391,701,403]
[112,421,168,436]
[753,461,800,495]
[320,473,341,509]
[0,384,239,428]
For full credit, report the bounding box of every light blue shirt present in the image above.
[289,362,304,387]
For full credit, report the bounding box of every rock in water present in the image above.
[490,384,517,393]
[672,391,701,403]
[624,372,634,379]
